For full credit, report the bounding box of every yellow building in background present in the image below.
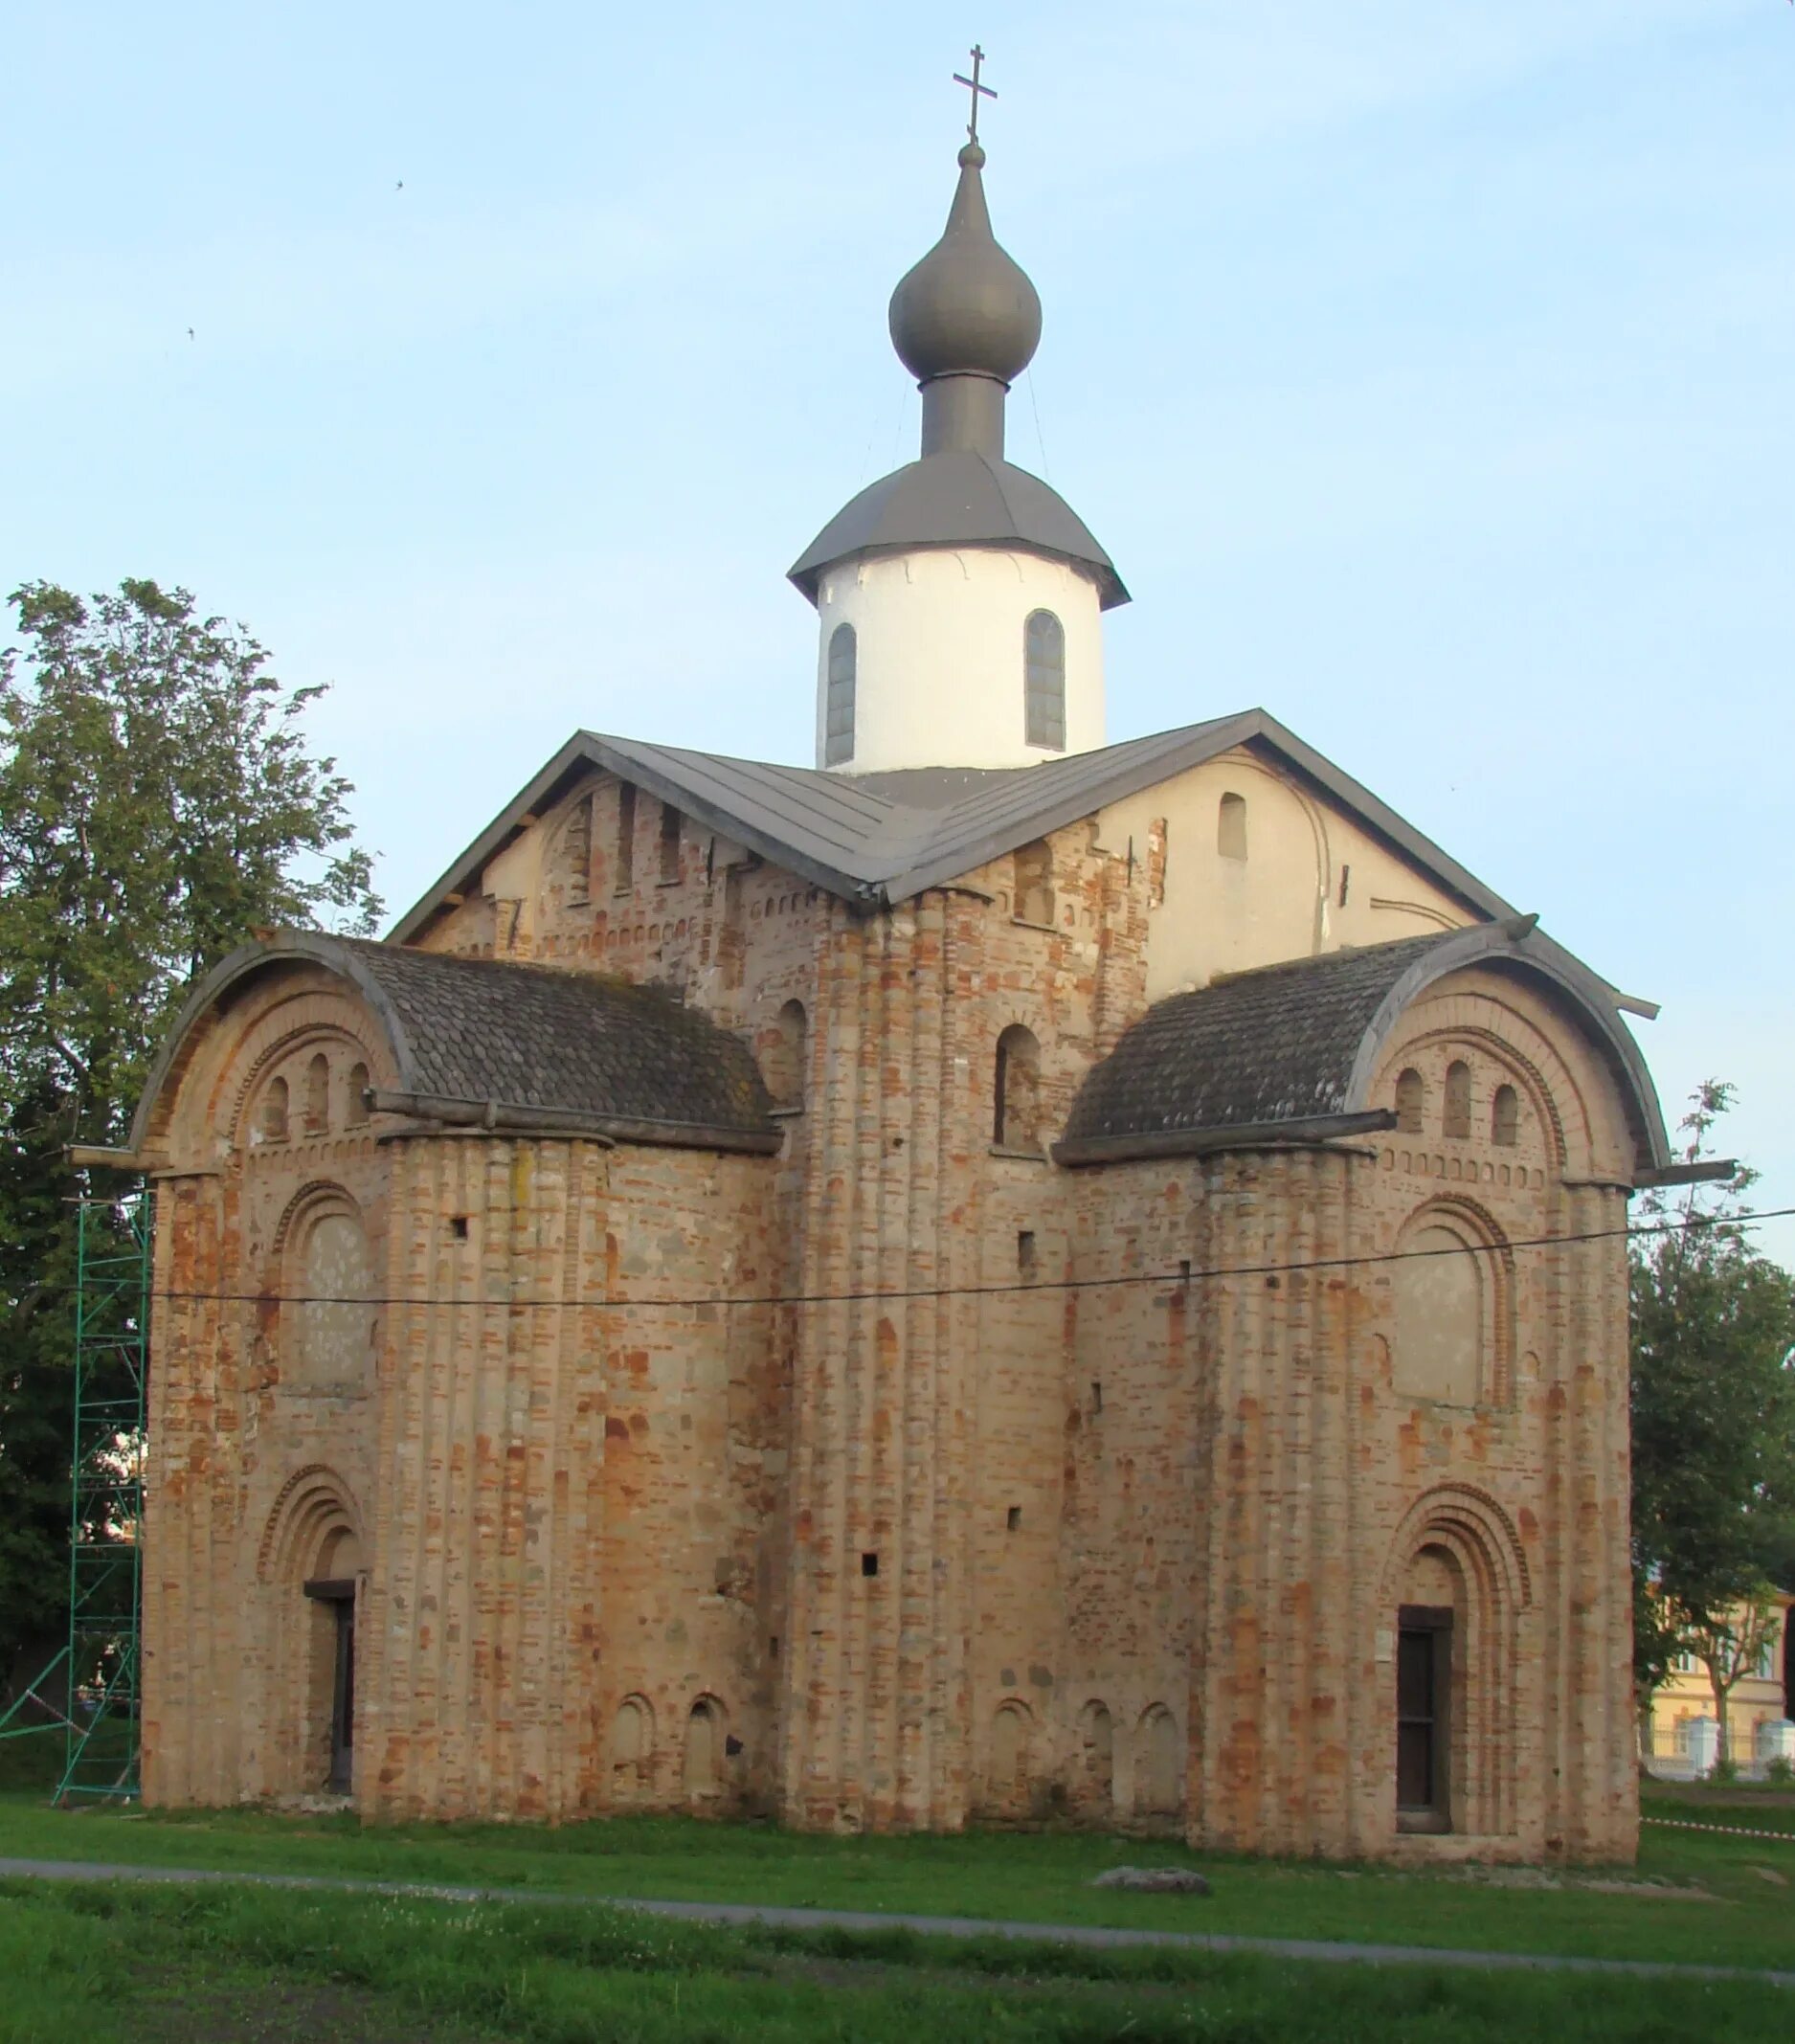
[1646,1595,1794,1776]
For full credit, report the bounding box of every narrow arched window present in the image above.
[1023,610,1066,751]
[824,624,856,766]
[260,1076,289,1144]
[1395,1067,1425,1136]
[1492,1084,1518,1147]
[1013,839,1054,927]
[1443,1061,1471,1141]
[346,1063,370,1127]
[304,1052,331,1136]
[1218,792,1247,861]
[994,1024,1043,1150]
[764,999,807,1109]
[562,793,594,906]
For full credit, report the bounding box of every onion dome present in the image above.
[888,143,1043,389]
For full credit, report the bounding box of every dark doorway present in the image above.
[1396,1604,1452,1832]
[303,1576,356,1794]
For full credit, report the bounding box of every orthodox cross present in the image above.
[953,45,997,145]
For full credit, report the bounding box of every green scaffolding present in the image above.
[0,1190,150,1802]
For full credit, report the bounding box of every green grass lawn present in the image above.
[0,1875,1787,2044]
[0,1736,1790,1987]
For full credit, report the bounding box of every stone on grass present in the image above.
[1091,1865,1212,1895]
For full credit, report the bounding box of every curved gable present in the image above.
[130,932,777,1159]
[1058,922,1668,1177]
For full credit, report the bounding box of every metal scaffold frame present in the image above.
[0,1189,150,1802]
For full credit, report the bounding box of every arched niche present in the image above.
[1391,1199,1513,1408]
[1074,1699,1114,1818]
[985,1700,1033,1819]
[761,999,808,1111]
[684,1694,728,1803]
[278,1185,377,1396]
[610,1694,656,1804]
[1136,1703,1182,1820]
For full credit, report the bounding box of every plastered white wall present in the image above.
[815,547,1106,773]
[1097,750,1475,998]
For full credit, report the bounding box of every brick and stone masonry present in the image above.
[130,747,1658,1862]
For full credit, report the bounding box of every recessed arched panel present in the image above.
[1394,1222,1481,1404]
[1137,1703,1182,1817]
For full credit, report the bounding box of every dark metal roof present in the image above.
[787,449,1128,611]
[390,710,1515,945]
[129,932,776,1155]
[1057,922,1670,1173]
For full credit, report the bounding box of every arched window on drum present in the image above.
[1023,611,1066,752]
[824,624,856,766]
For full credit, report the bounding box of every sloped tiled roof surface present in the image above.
[391,712,1515,943]
[340,937,774,1133]
[1062,933,1454,1144]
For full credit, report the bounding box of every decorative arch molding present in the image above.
[1381,1480,1533,1615]
[130,935,421,1157]
[1392,1196,1517,1407]
[257,1462,367,1587]
[1382,1020,1572,1173]
[271,1178,365,1258]
[1341,923,1667,1176]
[1380,1480,1531,1838]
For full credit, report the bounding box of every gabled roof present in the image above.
[787,450,1128,611]
[392,710,1515,942]
[1057,922,1672,1174]
[129,932,777,1157]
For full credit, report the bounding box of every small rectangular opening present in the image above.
[450,1216,469,1241]
[1090,1381,1103,1415]
[1178,1258,1191,1282]
[1006,1506,1021,1532]
[769,1634,779,1659]
[1017,1229,1037,1276]
[659,801,682,883]
[860,1551,878,1579]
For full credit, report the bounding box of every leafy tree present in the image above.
[1630,1081,1795,1766]
[0,579,379,1703]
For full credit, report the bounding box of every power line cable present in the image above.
[97,1201,1795,1316]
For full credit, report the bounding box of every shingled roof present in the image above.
[130,932,777,1156]
[392,711,1515,942]
[1057,922,1670,1173]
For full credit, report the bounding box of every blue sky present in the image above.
[5,2,1791,1259]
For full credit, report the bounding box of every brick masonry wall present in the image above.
[143,767,1642,1863]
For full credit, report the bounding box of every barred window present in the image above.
[1023,610,1066,751]
[825,624,856,766]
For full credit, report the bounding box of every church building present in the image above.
[129,111,1681,1860]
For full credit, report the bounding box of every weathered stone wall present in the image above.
[144,758,1643,1863]
[141,960,786,1822]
